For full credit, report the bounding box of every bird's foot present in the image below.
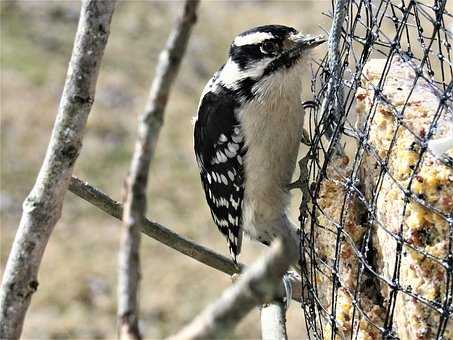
[287,179,301,190]
[300,127,312,146]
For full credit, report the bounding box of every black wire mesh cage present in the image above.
[299,0,452,339]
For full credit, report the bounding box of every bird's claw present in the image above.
[300,128,311,146]
[302,99,319,110]
[287,180,301,190]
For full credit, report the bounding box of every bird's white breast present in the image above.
[238,66,305,241]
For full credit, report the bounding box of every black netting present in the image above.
[299,0,452,339]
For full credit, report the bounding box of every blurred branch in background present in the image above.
[167,238,297,340]
[0,1,117,339]
[68,176,304,302]
[0,0,18,13]
[118,1,199,338]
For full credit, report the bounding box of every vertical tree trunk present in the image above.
[0,1,117,338]
[117,1,199,339]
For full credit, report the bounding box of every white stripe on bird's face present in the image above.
[218,58,272,90]
[233,32,275,46]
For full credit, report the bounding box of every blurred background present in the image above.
[1,1,329,338]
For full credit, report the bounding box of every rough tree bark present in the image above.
[118,1,199,338]
[166,237,298,340]
[0,1,117,339]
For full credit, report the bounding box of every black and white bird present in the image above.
[193,25,324,263]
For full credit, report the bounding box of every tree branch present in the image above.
[68,176,303,302]
[167,238,296,340]
[118,1,199,338]
[0,2,117,339]
[70,176,243,275]
[260,302,288,340]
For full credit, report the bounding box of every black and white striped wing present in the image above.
[194,90,245,262]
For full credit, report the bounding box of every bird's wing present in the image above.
[194,90,246,262]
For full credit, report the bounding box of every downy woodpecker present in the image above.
[193,25,325,262]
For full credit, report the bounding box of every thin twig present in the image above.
[118,1,199,338]
[260,302,288,340]
[68,176,303,302]
[319,0,347,143]
[0,1,117,339]
[167,238,297,340]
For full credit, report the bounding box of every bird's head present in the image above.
[218,25,325,100]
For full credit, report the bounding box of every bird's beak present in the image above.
[268,32,325,72]
[289,33,326,50]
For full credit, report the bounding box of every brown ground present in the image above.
[1,1,330,338]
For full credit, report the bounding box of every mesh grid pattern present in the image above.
[299,1,452,339]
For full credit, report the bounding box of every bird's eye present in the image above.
[261,41,278,54]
